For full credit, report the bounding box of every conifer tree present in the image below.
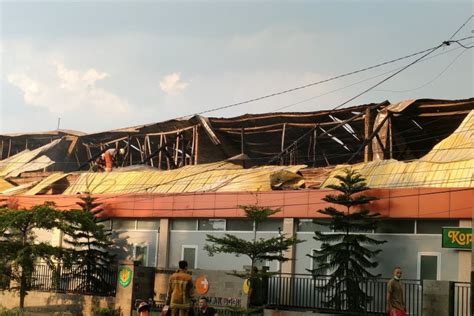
[308,168,386,312]
[63,194,115,294]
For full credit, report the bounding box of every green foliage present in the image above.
[0,203,64,308]
[308,168,386,312]
[0,306,27,316]
[93,306,119,316]
[62,195,115,294]
[204,205,302,279]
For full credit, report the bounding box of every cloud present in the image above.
[7,61,130,115]
[159,72,189,95]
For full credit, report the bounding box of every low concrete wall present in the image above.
[264,310,339,316]
[0,290,114,316]
[154,268,247,308]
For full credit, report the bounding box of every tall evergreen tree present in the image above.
[308,168,386,312]
[63,194,115,294]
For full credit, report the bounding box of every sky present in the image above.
[0,1,472,134]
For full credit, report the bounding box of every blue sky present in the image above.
[1,1,472,133]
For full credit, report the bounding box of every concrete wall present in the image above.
[0,290,114,316]
[295,232,459,279]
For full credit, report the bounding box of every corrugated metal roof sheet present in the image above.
[321,111,474,188]
[0,178,14,192]
[23,173,70,195]
[0,139,60,178]
[62,162,306,194]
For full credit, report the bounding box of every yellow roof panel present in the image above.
[63,162,306,194]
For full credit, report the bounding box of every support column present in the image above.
[115,261,135,316]
[280,218,295,274]
[459,219,471,282]
[157,219,170,269]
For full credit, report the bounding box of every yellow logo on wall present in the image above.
[242,279,250,295]
[119,266,132,287]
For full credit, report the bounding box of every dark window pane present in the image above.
[417,220,458,234]
[137,219,160,230]
[257,219,283,231]
[226,219,253,231]
[183,247,196,269]
[420,255,438,280]
[297,219,331,232]
[98,219,112,230]
[198,219,226,231]
[113,219,136,230]
[171,219,197,231]
[375,220,415,234]
[134,245,148,266]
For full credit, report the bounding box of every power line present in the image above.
[448,15,473,39]
[182,45,446,117]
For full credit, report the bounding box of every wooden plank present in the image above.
[146,135,154,167]
[281,123,286,152]
[417,110,471,117]
[8,139,11,158]
[346,111,391,163]
[240,127,245,154]
[364,107,375,162]
[190,126,196,165]
[158,134,163,169]
[214,119,364,132]
[313,128,317,167]
[194,127,199,165]
[0,140,3,160]
[174,132,180,164]
[197,116,221,145]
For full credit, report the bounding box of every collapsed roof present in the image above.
[0,98,472,179]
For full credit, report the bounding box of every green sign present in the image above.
[442,227,472,250]
[118,266,132,287]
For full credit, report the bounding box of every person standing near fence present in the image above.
[386,266,406,316]
[166,260,194,316]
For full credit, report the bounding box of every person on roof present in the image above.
[102,148,125,172]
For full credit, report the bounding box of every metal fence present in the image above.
[453,282,471,316]
[28,264,117,296]
[267,274,422,315]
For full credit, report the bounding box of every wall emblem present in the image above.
[195,274,209,294]
[118,266,132,287]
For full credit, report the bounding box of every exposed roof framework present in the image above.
[0,98,472,177]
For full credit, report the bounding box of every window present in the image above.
[296,219,331,232]
[133,244,149,266]
[113,219,136,230]
[98,219,112,230]
[198,219,226,231]
[136,219,160,230]
[226,219,253,231]
[257,219,283,231]
[171,219,197,231]
[310,249,329,277]
[182,245,198,269]
[375,220,415,234]
[417,252,440,280]
[417,220,458,234]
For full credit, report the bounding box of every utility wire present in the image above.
[448,15,473,39]
[182,46,445,117]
